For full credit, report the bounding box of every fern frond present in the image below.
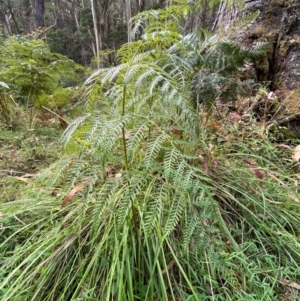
[183,210,199,250]
[145,133,168,170]
[36,156,75,186]
[115,182,132,229]
[163,148,181,181]
[164,193,186,237]
[172,159,187,186]
[84,68,109,85]
[64,159,91,186]
[127,122,150,159]
[124,64,147,85]
[101,63,129,85]
[134,69,156,88]
[61,114,90,146]
[104,85,123,107]
[143,181,168,236]
[91,180,123,231]
[247,41,270,58]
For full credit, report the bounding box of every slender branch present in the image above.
[121,85,128,169]
[42,106,69,125]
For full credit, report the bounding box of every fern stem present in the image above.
[122,85,128,169]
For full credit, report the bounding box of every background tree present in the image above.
[34,0,45,28]
[0,0,221,65]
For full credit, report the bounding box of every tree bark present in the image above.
[213,0,300,119]
[0,6,12,37]
[125,0,132,43]
[7,0,20,34]
[91,0,100,69]
[34,0,45,28]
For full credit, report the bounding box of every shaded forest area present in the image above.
[1,1,300,300]
[0,0,216,65]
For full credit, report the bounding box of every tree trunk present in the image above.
[213,0,300,120]
[0,7,12,37]
[34,0,45,28]
[7,0,20,34]
[125,0,132,43]
[91,0,100,69]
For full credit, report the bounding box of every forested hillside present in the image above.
[1,1,300,300]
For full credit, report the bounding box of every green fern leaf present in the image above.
[145,133,168,170]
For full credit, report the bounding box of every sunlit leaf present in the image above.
[0,81,9,89]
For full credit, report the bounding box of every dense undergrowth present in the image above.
[1,1,300,300]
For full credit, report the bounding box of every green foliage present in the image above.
[1,2,299,301]
[0,35,83,128]
[129,6,267,107]
[0,81,11,126]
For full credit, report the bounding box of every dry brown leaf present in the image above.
[267,91,274,99]
[161,259,175,275]
[210,154,218,168]
[199,112,208,118]
[258,120,266,138]
[22,173,35,178]
[189,237,195,250]
[280,144,291,150]
[292,145,300,162]
[208,121,221,131]
[268,173,288,187]
[172,129,183,136]
[61,181,90,208]
[12,176,30,183]
[119,132,131,139]
[265,198,282,204]
[280,278,300,290]
[288,193,300,203]
[231,112,242,120]
[244,160,264,180]
[202,159,209,174]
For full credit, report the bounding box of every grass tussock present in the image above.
[1,112,300,301]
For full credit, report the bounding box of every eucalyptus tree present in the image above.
[90,0,99,67]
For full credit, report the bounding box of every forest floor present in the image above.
[0,126,62,203]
